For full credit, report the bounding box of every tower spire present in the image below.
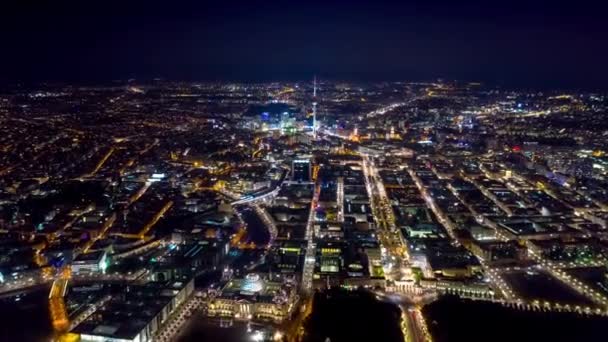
[313,76,317,139]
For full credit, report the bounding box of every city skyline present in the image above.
[1,79,607,342]
[1,2,608,342]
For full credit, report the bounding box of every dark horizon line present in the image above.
[0,73,605,93]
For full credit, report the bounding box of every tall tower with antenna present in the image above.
[312,75,318,139]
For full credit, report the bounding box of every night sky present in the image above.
[1,0,607,89]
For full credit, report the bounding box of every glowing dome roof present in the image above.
[241,273,263,293]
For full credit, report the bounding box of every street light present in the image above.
[251,331,265,342]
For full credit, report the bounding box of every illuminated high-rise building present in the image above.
[292,159,311,182]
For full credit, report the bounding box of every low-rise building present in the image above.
[207,273,299,323]
[73,279,194,342]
